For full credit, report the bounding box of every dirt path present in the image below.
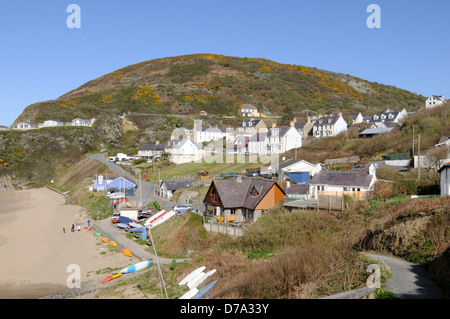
[364,253,443,299]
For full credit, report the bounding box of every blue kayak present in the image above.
[128,227,146,233]
[192,280,217,299]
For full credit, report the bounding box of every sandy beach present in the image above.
[0,187,137,298]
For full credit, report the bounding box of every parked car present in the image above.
[221,173,239,179]
[246,171,259,177]
[173,205,193,213]
[352,165,366,170]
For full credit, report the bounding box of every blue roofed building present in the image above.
[93,174,136,196]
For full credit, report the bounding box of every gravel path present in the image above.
[364,253,444,299]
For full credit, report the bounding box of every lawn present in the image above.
[143,156,265,183]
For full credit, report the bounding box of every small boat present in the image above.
[120,260,152,274]
[101,273,123,283]
[86,226,92,231]
[122,248,132,257]
[128,227,146,233]
[109,240,117,247]
[94,232,102,237]
[192,280,217,299]
[179,266,206,286]
[180,288,199,299]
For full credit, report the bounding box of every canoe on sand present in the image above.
[109,240,117,247]
[102,237,109,243]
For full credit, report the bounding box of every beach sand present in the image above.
[0,188,136,298]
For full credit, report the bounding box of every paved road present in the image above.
[87,153,156,207]
[365,253,444,299]
[92,218,187,264]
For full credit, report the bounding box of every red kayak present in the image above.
[101,273,123,283]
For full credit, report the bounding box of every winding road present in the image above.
[87,153,187,264]
[87,153,157,208]
[364,253,444,299]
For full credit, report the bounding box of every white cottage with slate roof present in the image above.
[312,113,347,138]
[309,165,377,200]
[159,179,195,199]
[426,95,446,109]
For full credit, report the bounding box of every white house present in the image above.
[281,160,322,178]
[309,164,377,200]
[165,138,204,164]
[159,179,195,199]
[71,118,94,127]
[312,113,347,138]
[228,135,249,155]
[42,120,64,127]
[426,95,446,109]
[267,125,302,153]
[247,123,302,155]
[15,121,39,130]
[370,108,407,126]
[193,123,233,143]
[343,112,364,125]
[438,162,450,197]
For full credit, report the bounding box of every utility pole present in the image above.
[418,133,421,181]
[412,125,415,156]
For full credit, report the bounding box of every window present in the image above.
[250,187,259,197]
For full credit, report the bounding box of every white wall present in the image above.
[441,168,450,197]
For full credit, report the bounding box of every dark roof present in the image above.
[239,104,258,109]
[286,184,310,195]
[438,162,450,173]
[206,178,284,210]
[313,116,340,126]
[359,127,396,135]
[438,136,450,144]
[309,171,374,188]
[268,126,291,137]
[139,144,165,151]
[161,179,195,191]
[239,119,263,127]
[294,121,309,130]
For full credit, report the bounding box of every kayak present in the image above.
[109,240,117,247]
[120,260,152,274]
[102,237,109,243]
[101,273,123,283]
[122,248,132,257]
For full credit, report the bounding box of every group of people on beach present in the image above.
[63,220,90,233]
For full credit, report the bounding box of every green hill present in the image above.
[14,53,425,125]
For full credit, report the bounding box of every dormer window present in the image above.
[250,187,259,197]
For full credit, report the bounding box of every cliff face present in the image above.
[14,54,425,125]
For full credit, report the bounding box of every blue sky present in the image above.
[0,0,449,127]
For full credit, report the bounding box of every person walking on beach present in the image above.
[63,227,65,234]
[71,224,75,232]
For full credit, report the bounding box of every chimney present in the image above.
[290,120,294,127]
[293,117,297,123]
[338,112,342,117]
[307,116,311,123]
[155,140,160,145]
[272,122,277,128]
[318,114,322,119]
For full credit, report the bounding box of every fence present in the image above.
[203,216,244,236]
[317,195,344,211]
[320,287,376,299]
